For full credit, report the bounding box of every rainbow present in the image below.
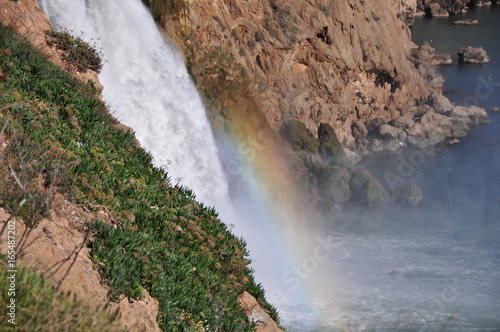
[216,131,342,325]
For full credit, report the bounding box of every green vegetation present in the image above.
[370,11,380,22]
[0,24,280,330]
[0,259,122,331]
[45,29,102,72]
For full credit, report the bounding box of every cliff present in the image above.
[154,0,435,151]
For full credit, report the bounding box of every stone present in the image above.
[391,116,415,130]
[420,110,453,137]
[492,107,500,113]
[450,105,491,124]
[414,42,453,66]
[279,120,319,153]
[453,19,478,25]
[318,122,338,145]
[417,0,468,15]
[378,124,404,141]
[458,46,490,64]
[394,184,424,206]
[428,3,450,16]
[350,170,391,207]
[428,92,454,113]
[451,121,470,138]
[317,166,352,207]
[406,108,456,148]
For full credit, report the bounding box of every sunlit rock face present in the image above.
[155,0,437,154]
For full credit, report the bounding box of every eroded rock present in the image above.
[394,184,424,206]
[450,105,491,124]
[453,19,479,25]
[458,46,490,64]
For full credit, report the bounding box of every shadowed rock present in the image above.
[394,184,424,206]
[458,46,490,64]
[280,120,318,153]
[453,19,479,25]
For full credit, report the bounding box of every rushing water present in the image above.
[37,1,500,331]
[274,7,500,331]
[38,0,232,211]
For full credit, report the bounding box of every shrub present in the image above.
[45,30,102,73]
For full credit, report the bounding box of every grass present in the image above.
[0,258,122,331]
[0,23,280,331]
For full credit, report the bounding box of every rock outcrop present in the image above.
[0,202,163,332]
[417,0,498,16]
[458,46,491,63]
[154,0,436,152]
[366,93,490,151]
[417,0,468,15]
[453,19,479,24]
[414,41,453,66]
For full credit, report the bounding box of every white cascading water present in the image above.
[38,0,230,210]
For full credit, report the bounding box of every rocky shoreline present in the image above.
[278,91,491,211]
[416,0,498,17]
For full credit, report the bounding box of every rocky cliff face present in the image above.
[155,0,435,153]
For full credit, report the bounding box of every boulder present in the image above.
[350,170,391,207]
[451,121,470,138]
[449,105,491,124]
[418,0,468,15]
[428,92,454,114]
[316,165,352,210]
[428,3,450,16]
[453,19,478,25]
[391,116,415,130]
[351,120,368,140]
[458,46,490,64]
[379,124,404,140]
[414,42,453,66]
[406,110,453,147]
[280,120,319,153]
[394,184,424,206]
[318,123,353,169]
[420,110,453,137]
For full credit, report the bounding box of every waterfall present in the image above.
[37,0,230,211]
